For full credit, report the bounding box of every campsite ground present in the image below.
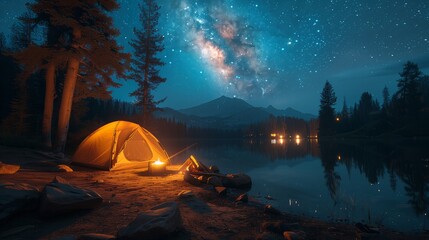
[1,146,428,240]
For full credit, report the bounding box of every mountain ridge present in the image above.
[155,96,317,128]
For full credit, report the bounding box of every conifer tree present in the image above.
[396,61,422,118]
[382,86,390,111]
[16,0,130,152]
[10,11,34,51]
[318,81,337,136]
[129,0,166,124]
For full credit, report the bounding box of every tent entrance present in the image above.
[117,130,153,163]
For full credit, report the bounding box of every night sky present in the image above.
[1,0,429,114]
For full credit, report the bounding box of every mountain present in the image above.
[178,96,253,118]
[265,105,316,121]
[154,96,316,128]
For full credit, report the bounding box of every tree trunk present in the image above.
[42,62,55,149]
[55,28,81,153]
[55,57,79,152]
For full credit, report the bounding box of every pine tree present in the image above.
[318,81,337,136]
[382,86,390,111]
[16,0,130,152]
[10,10,34,51]
[396,61,422,117]
[129,0,166,125]
[341,97,348,119]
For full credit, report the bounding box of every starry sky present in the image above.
[1,0,429,114]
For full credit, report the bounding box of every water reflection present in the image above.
[164,138,429,232]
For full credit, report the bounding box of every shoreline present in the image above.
[0,145,427,239]
[1,167,427,240]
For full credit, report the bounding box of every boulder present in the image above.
[117,201,183,240]
[176,190,196,201]
[39,176,103,217]
[0,182,39,222]
[0,162,20,174]
[222,174,252,189]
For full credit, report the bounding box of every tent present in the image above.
[72,121,169,170]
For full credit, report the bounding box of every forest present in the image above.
[318,61,429,138]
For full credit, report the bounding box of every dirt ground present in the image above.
[0,146,427,240]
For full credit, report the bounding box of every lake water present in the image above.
[164,138,429,233]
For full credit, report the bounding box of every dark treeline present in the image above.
[319,61,429,137]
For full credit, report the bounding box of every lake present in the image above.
[164,138,429,233]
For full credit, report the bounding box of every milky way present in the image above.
[173,0,272,98]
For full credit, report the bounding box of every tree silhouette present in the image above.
[10,11,34,51]
[382,86,390,112]
[129,0,166,125]
[395,61,422,119]
[318,81,337,136]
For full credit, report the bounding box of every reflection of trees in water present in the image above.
[168,138,429,217]
[318,139,429,217]
[319,140,341,202]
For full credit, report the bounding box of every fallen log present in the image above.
[189,172,252,189]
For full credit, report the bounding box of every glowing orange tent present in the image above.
[72,121,169,170]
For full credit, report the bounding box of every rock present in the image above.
[283,231,306,240]
[235,193,248,203]
[264,205,282,215]
[39,176,103,217]
[176,190,211,213]
[117,201,183,240]
[0,162,20,174]
[176,190,195,200]
[207,176,223,187]
[255,231,284,240]
[214,186,227,196]
[0,182,39,222]
[222,173,252,189]
[57,164,73,172]
[261,221,296,234]
[78,233,116,240]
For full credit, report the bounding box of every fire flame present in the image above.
[153,159,165,165]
